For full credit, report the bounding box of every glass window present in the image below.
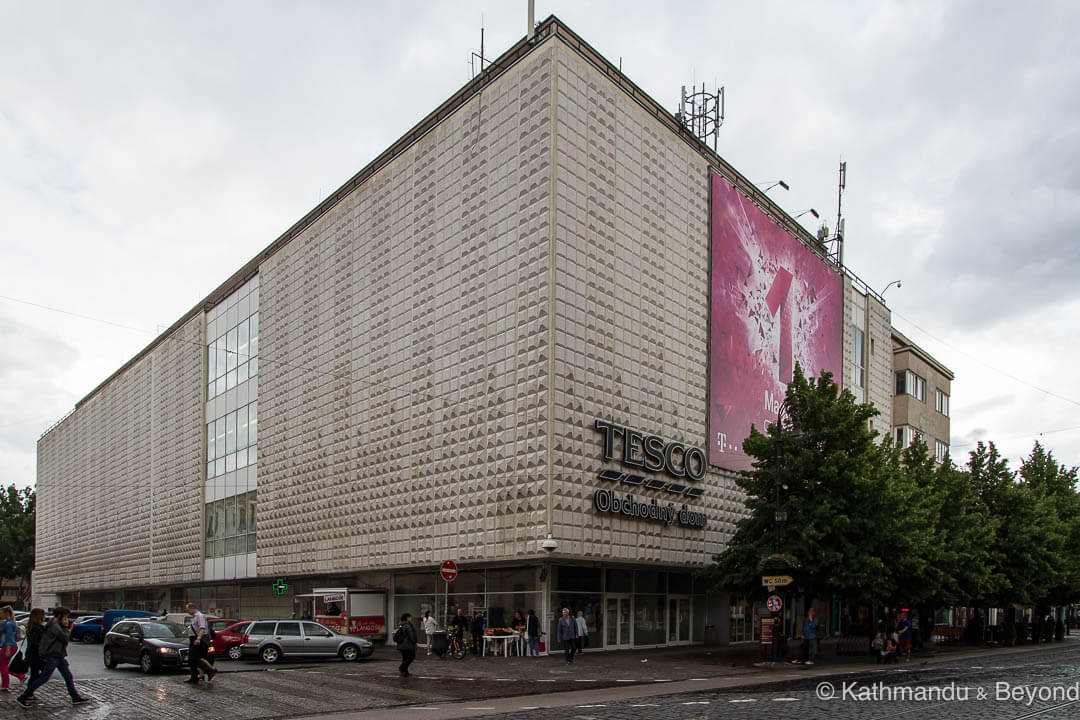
[225,496,237,537]
[213,501,225,541]
[236,493,248,534]
[249,622,274,635]
[249,313,259,357]
[237,361,248,384]
[555,566,602,592]
[303,622,333,637]
[936,390,950,417]
[205,504,215,542]
[207,344,217,381]
[225,412,236,454]
[936,441,949,463]
[216,376,226,396]
[216,341,227,380]
[238,318,249,363]
[207,423,215,462]
[396,573,435,595]
[249,493,257,532]
[249,402,257,444]
[248,445,257,466]
[237,406,249,450]
[606,568,633,593]
[249,356,258,378]
[488,568,536,592]
[226,327,238,372]
[851,326,866,389]
[668,573,692,594]
[635,570,663,594]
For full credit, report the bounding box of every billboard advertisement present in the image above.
[708,173,844,472]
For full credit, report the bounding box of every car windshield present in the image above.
[141,622,188,639]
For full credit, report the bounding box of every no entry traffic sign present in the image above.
[440,560,458,583]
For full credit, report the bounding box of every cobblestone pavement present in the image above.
[466,644,1080,720]
[4,642,1080,719]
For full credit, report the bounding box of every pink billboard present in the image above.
[708,174,843,472]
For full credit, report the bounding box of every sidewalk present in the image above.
[294,636,1080,720]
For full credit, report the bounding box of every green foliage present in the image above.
[0,485,35,607]
[702,368,1080,612]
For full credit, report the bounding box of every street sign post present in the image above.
[761,575,794,587]
[440,560,458,626]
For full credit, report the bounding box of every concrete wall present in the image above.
[34,315,205,596]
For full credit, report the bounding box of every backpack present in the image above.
[392,624,406,644]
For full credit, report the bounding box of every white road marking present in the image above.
[682,701,710,705]
[574,679,598,682]
[730,699,757,703]
[773,697,799,702]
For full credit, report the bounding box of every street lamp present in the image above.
[773,397,803,659]
[760,180,790,193]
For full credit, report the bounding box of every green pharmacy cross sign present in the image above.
[272,577,288,596]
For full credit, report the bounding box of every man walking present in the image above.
[185,602,216,684]
[395,613,417,677]
[896,611,912,663]
[557,608,578,665]
[526,609,541,656]
[16,607,90,707]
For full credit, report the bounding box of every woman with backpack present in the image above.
[15,607,90,707]
[1,605,27,691]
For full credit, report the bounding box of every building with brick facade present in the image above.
[33,16,948,647]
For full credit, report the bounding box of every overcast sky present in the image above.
[2,0,1078,491]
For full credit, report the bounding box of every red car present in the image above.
[213,621,252,660]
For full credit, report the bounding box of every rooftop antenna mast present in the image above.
[676,84,724,152]
[471,18,491,77]
[833,160,846,267]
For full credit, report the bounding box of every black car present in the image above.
[103,620,193,673]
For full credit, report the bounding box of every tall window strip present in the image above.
[204,274,259,564]
[895,370,926,401]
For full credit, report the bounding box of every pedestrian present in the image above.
[421,610,437,656]
[793,608,819,665]
[395,613,417,677]
[896,611,912,663]
[526,609,541,656]
[575,610,589,653]
[1,605,27,690]
[557,607,578,665]
[184,602,217,684]
[872,632,885,664]
[470,611,485,655]
[21,608,46,698]
[15,607,90,707]
[450,608,468,654]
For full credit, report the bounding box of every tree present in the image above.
[0,485,35,607]
[1018,443,1080,607]
[702,366,905,605]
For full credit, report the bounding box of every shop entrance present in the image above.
[668,595,691,645]
[606,595,632,648]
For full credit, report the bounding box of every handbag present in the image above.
[8,648,28,675]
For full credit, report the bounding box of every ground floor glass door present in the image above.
[668,596,690,644]
[606,595,631,648]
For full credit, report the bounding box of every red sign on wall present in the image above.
[348,616,386,635]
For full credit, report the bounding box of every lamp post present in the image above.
[773,397,802,659]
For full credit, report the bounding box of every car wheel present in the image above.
[340,644,359,662]
[139,650,155,674]
[260,645,281,664]
[103,646,118,669]
[83,632,98,643]
[227,644,243,661]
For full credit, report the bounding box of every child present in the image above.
[872,632,885,663]
[883,638,899,664]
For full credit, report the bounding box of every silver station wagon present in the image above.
[241,620,373,664]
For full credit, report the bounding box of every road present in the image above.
[5,641,1080,719]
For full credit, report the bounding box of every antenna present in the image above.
[676,84,725,152]
[470,19,490,77]
[826,160,846,267]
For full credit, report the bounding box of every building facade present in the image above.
[34,17,947,646]
[892,329,953,463]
